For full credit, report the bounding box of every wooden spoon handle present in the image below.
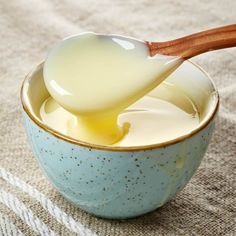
[147,24,236,59]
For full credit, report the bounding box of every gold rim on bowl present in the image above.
[20,61,219,152]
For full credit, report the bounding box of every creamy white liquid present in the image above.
[42,33,196,146]
[44,33,182,115]
[40,83,199,146]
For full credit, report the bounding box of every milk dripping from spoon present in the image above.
[43,24,236,145]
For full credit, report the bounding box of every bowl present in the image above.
[21,61,219,219]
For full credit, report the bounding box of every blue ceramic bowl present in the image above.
[21,61,219,219]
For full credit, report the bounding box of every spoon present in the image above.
[147,24,236,58]
[44,24,236,116]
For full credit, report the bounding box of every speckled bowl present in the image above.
[21,61,219,219]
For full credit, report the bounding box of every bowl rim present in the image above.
[21,61,219,152]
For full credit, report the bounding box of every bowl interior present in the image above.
[21,61,219,150]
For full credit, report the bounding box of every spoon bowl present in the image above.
[43,32,182,116]
[44,24,235,116]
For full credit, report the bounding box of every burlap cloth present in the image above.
[0,0,235,235]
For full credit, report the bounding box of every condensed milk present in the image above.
[42,33,199,146]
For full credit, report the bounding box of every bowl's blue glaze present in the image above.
[23,111,215,219]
